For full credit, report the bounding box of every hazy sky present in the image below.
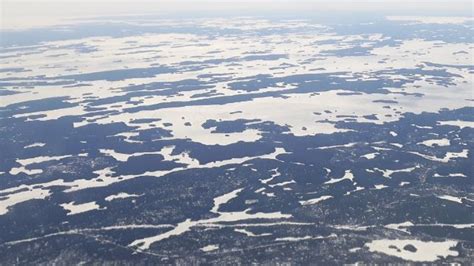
[1,0,472,30]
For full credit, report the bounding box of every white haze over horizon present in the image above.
[1,0,472,30]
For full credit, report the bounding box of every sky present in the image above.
[1,0,472,30]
